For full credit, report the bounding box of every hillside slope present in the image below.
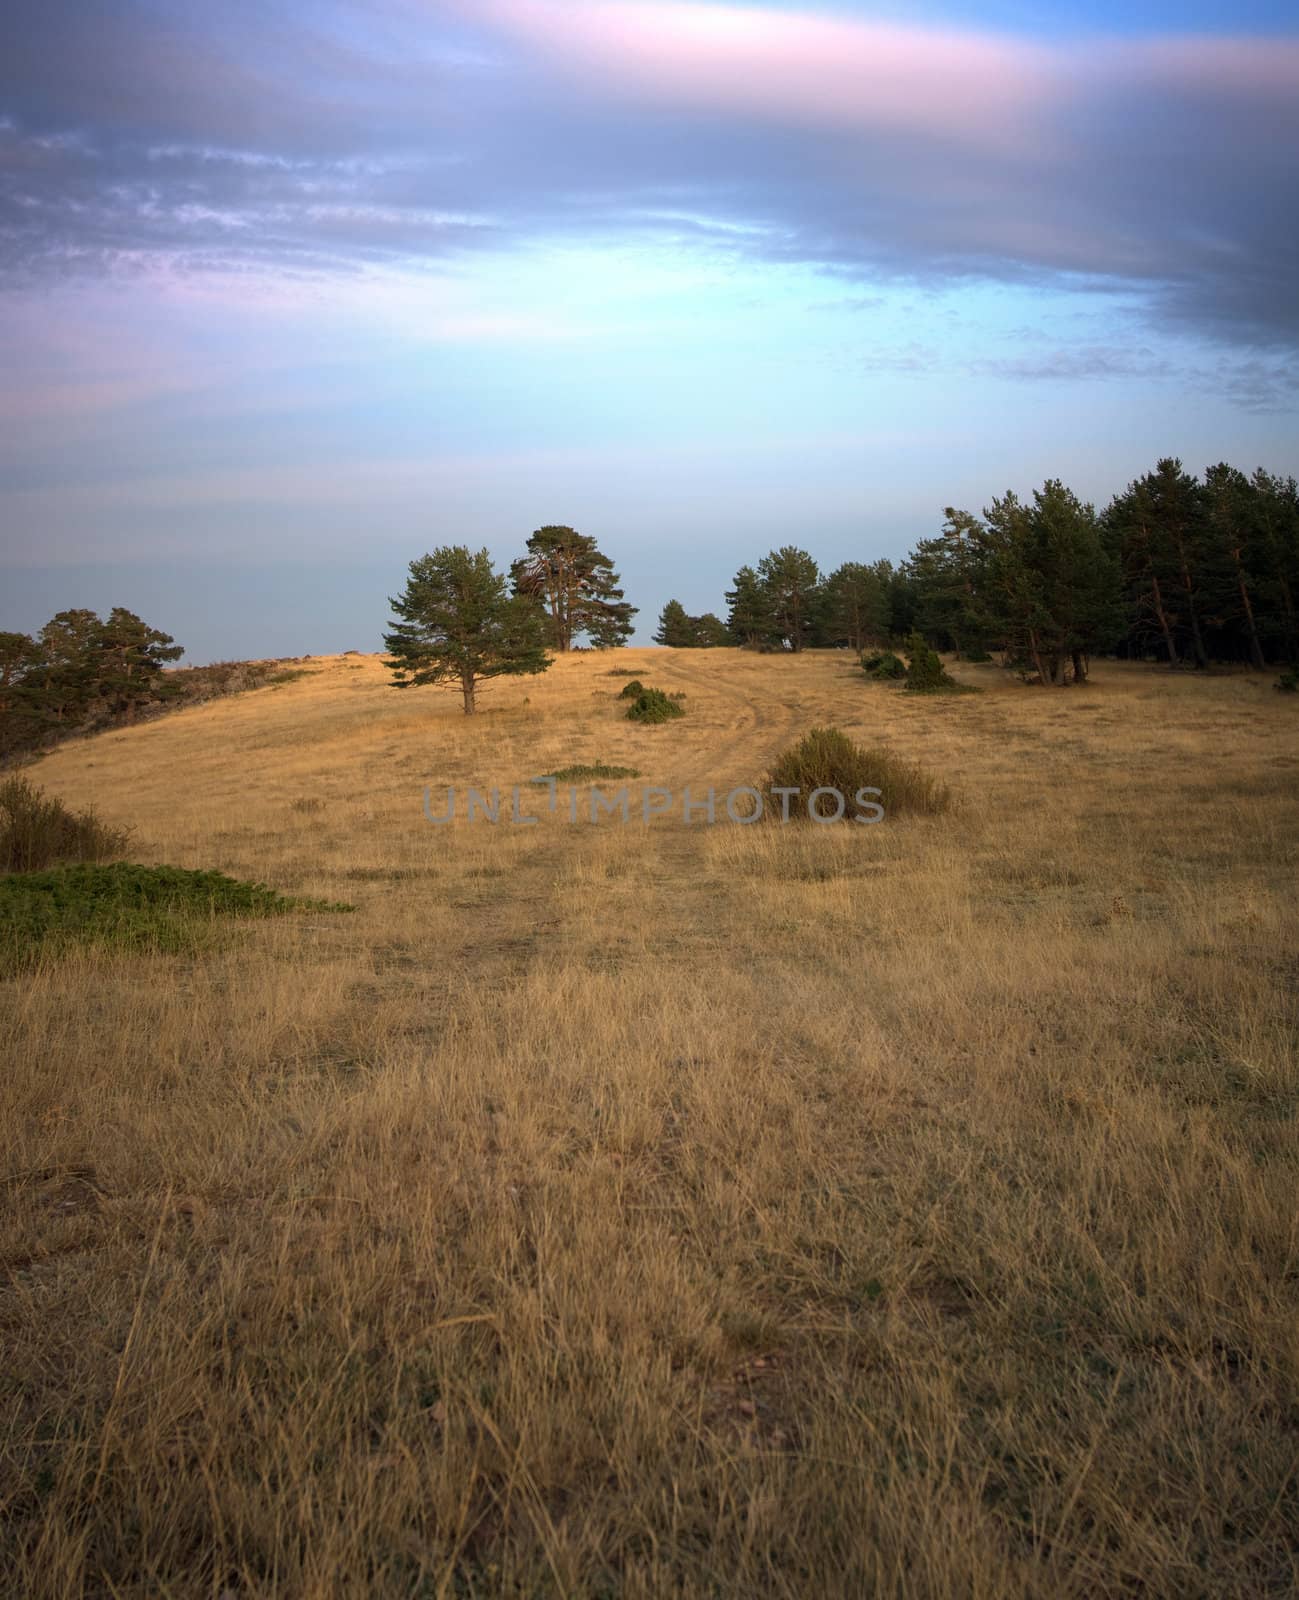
[5,651,1298,1597]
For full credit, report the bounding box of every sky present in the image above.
[2,0,1298,659]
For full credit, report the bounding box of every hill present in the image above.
[4,650,1298,1597]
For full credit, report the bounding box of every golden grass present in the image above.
[3,648,1298,1597]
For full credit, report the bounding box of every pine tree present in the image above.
[1250,470,1299,665]
[822,561,892,652]
[725,566,774,647]
[386,546,551,714]
[906,510,994,655]
[510,526,636,651]
[0,632,41,759]
[757,546,821,652]
[654,599,694,647]
[32,609,102,728]
[1110,460,1215,669]
[690,612,730,648]
[983,481,1120,685]
[89,608,184,725]
[1203,464,1267,669]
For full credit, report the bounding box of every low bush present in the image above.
[762,726,952,820]
[0,862,353,974]
[1275,667,1299,693]
[626,688,686,724]
[617,679,646,700]
[0,777,131,873]
[862,651,906,681]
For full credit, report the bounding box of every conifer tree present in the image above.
[1203,463,1267,669]
[89,608,184,725]
[386,546,551,714]
[757,546,821,652]
[1251,469,1299,663]
[983,481,1120,684]
[33,609,102,728]
[690,612,730,648]
[510,526,636,650]
[654,599,694,647]
[725,565,773,647]
[822,561,892,651]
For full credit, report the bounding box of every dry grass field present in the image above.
[3,647,1298,1598]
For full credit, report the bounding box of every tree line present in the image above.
[656,458,1299,684]
[5,458,1294,754]
[1,609,184,760]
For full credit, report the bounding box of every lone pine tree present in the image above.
[385,546,551,715]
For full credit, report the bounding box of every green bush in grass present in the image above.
[625,688,685,724]
[763,726,952,820]
[0,862,353,974]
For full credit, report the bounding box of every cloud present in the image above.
[2,0,1297,350]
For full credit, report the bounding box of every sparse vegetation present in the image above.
[1,649,1295,1598]
[547,762,642,782]
[1276,666,1298,692]
[0,775,130,872]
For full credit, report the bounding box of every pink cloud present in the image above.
[477,0,1060,152]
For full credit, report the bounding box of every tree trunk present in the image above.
[1149,575,1179,666]
[1027,630,1047,685]
[1173,545,1209,668]
[1232,555,1266,669]
[461,671,476,715]
[1071,650,1088,683]
[1280,577,1299,663]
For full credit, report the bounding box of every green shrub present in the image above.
[862,651,906,681]
[547,763,642,782]
[904,632,958,693]
[962,648,994,663]
[762,726,952,820]
[617,679,646,700]
[1275,667,1299,693]
[0,862,352,974]
[0,777,131,874]
[626,688,685,724]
